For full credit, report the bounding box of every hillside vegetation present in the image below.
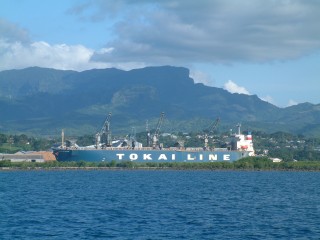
[0,66,319,136]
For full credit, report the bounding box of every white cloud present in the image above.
[0,18,113,71]
[2,1,320,71]
[74,0,320,65]
[259,96,300,107]
[96,47,114,54]
[189,70,214,86]
[0,39,113,71]
[260,95,276,105]
[287,99,298,107]
[223,80,250,95]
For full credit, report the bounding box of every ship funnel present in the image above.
[236,124,241,135]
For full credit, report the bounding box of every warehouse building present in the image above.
[0,151,56,162]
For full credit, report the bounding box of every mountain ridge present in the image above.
[0,66,319,137]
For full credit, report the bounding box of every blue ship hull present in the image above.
[53,148,249,162]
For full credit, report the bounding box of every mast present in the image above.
[146,120,151,147]
[152,112,165,148]
[61,129,65,148]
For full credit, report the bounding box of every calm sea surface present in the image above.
[1,170,320,239]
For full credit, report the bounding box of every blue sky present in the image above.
[0,0,319,107]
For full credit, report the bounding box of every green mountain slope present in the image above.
[0,66,319,136]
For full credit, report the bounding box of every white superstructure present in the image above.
[231,124,255,156]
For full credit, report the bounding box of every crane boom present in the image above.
[96,112,112,148]
[151,112,165,148]
[204,117,220,150]
[154,112,165,137]
[208,117,220,133]
[100,112,112,135]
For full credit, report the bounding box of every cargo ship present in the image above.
[52,113,254,162]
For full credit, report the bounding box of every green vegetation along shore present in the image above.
[2,157,320,171]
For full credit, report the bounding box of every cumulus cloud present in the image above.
[0,17,149,71]
[71,0,320,65]
[189,70,214,86]
[260,95,276,105]
[0,16,141,71]
[0,39,112,71]
[2,1,320,72]
[223,80,250,95]
[0,18,109,71]
[287,99,299,107]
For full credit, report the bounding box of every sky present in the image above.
[0,0,319,107]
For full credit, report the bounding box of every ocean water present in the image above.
[1,170,320,239]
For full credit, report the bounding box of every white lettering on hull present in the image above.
[116,153,125,160]
[115,153,233,161]
[130,153,138,161]
[143,154,152,160]
[158,154,167,160]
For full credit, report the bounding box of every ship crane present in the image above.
[96,112,112,149]
[129,127,136,149]
[204,117,220,150]
[151,112,165,149]
[146,120,151,148]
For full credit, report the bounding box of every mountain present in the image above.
[0,66,319,137]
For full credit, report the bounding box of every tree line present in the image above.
[0,133,55,153]
[2,157,320,171]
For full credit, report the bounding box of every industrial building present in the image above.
[0,151,56,162]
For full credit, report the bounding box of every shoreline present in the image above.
[1,166,320,172]
[2,157,320,171]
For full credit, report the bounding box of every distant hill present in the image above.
[0,66,319,137]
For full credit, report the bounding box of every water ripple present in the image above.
[1,171,320,239]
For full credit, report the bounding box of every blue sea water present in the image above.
[1,170,320,239]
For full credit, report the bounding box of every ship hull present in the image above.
[53,148,249,162]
